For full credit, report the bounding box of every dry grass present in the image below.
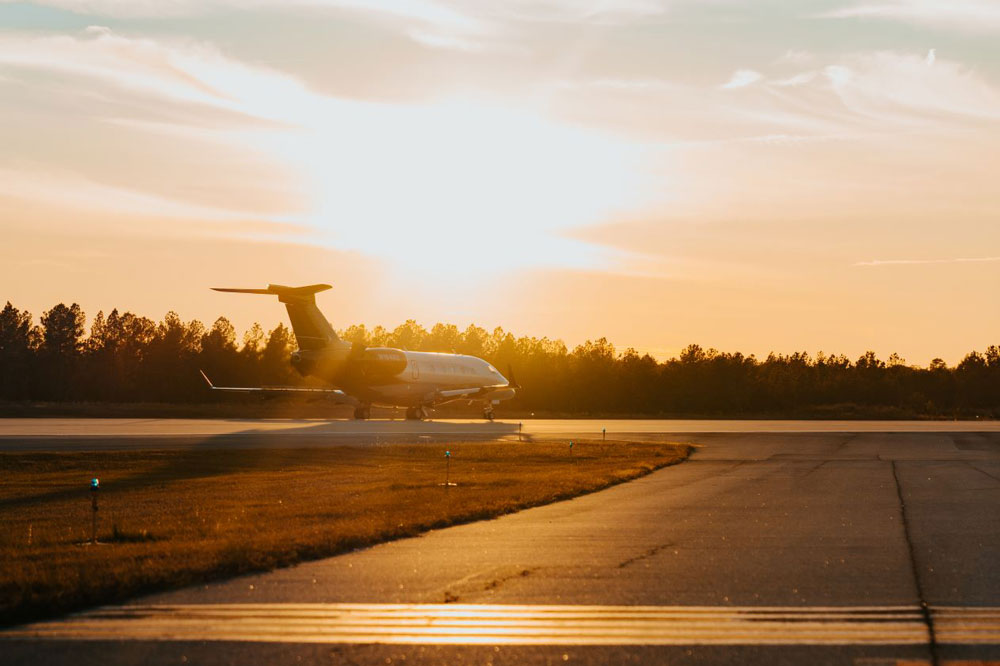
[0,439,689,625]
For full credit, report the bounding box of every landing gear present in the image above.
[353,404,371,420]
[405,406,429,420]
[483,406,495,421]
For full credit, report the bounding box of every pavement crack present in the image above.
[965,461,1000,484]
[802,459,830,476]
[891,460,939,666]
[617,542,673,569]
[831,432,858,456]
[484,567,535,592]
[441,566,538,603]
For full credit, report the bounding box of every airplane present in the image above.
[199,283,518,420]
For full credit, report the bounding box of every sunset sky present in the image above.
[1,0,998,364]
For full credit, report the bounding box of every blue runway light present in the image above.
[91,478,100,490]
[445,450,451,457]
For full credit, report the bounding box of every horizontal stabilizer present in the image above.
[211,287,275,295]
[211,283,338,349]
[211,284,332,298]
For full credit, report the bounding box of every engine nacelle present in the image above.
[290,349,327,377]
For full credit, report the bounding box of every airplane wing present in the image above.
[199,370,358,405]
[428,384,515,404]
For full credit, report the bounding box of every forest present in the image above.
[1,301,998,418]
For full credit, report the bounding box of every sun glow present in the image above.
[0,24,659,283]
[271,98,652,278]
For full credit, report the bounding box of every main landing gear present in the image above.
[405,406,429,421]
[353,404,371,420]
[483,406,495,421]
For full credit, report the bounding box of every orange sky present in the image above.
[2,1,998,364]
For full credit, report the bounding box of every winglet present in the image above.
[199,369,215,389]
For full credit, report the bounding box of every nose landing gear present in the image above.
[353,404,371,420]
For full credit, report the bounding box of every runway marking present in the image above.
[4,604,999,646]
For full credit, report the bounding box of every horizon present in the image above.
[2,1,998,366]
[3,295,987,368]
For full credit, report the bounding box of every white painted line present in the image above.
[4,604,998,646]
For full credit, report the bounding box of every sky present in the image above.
[1,0,998,364]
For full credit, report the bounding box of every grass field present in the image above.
[0,439,690,625]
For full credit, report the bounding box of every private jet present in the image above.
[200,284,518,420]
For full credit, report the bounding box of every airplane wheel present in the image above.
[405,407,421,420]
[483,408,495,421]
[354,405,371,420]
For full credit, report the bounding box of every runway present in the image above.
[2,423,999,664]
[1,417,999,451]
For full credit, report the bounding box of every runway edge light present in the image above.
[442,450,455,488]
[90,477,100,544]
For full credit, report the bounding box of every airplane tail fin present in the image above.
[212,283,339,350]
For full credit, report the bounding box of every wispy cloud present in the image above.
[18,0,493,54]
[854,256,1000,266]
[552,47,1000,148]
[822,51,1000,123]
[770,71,817,87]
[821,0,1000,32]
[18,0,480,27]
[0,26,652,276]
[721,69,762,89]
[0,26,294,121]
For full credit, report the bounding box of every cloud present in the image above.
[775,50,815,66]
[407,28,485,51]
[770,71,817,87]
[0,26,652,278]
[0,27,286,120]
[481,0,667,25]
[12,0,497,57]
[720,69,762,89]
[0,167,275,225]
[822,51,1000,123]
[14,0,480,27]
[556,77,680,93]
[854,256,1000,266]
[553,47,1000,148]
[0,27,318,216]
[821,0,1000,32]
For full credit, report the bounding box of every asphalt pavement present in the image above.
[1,417,999,450]
[2,423,999,665]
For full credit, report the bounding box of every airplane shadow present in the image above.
[0,419,520,511]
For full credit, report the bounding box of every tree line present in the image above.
[1,301,998,417]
